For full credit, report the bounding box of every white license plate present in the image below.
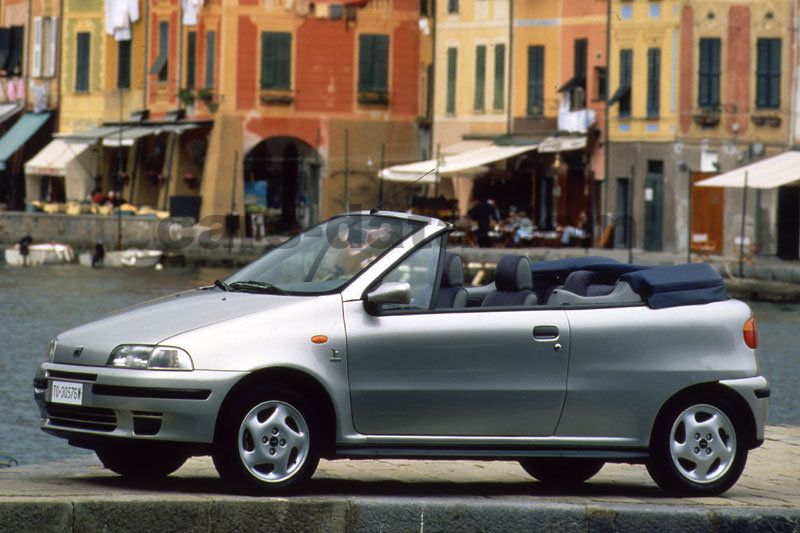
[51,380,84,406]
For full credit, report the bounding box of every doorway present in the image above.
[777,186,800,260]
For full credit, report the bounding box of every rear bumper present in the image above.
[34,362,246,446]
[719,375,770,446]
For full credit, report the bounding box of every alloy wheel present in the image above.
[237,400,310,483]
[669,403,737,484]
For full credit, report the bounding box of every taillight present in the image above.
[743,317,758,349]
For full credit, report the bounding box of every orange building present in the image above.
[146,0,429,231]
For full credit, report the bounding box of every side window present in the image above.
[380,238,442,311]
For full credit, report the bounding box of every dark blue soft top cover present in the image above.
[619,263,728,309]
[530,257,728,309]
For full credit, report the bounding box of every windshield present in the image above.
[225,215,424,294]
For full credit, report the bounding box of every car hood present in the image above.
[52,289,306,367]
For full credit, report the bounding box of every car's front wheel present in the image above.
[647,398,747,496]
[519,458,604,487]
[212,385,320,494]
[95,444,188,478]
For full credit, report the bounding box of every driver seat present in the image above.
[435,253,468,308]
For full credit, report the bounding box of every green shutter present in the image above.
[619,48,632,117]
[374,35,388,92]
[358,35,372,91]
[493,43,505,110]
[474,45,486,111]
[647,47,660,118]
[698,38,720,108]
[446,47,457,114]
[158,21,169,82]
[186,31,196,90]
[75,32,90,92]
[205,31,215,88]
[359,34,388,92]
[527,45,544,116]
[261,32,292,90]
[117,39,131,90]
[756,38,780,109]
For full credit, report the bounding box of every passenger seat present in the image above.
[481,255,538,307]
[435,253,468,308]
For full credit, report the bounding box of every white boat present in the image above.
[79,249,163,268]
[4,243,75,266]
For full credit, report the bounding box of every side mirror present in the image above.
[365,282,411,306]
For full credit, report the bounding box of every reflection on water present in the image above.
[0,265,234,465]
[0,266,797,465]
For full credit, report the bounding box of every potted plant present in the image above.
[197,87,218,112]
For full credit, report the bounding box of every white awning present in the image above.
[25,139,92,176]
[102,127,157,147]
[537,135,587,153]
[379,143,539,183]
[695,151,800,189]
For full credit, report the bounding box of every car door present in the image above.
[343,240,571,437]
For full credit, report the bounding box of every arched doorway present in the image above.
[243,136,320,234]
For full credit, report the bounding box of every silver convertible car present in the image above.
[33,211,768,495]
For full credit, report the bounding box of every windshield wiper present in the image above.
[214,279,230,292]
[228,281,288,295]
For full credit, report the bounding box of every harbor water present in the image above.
[0,265,797,465]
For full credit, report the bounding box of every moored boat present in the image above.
[4,243,75,266]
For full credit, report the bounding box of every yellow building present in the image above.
[605,0,681,252]
[432,0,510,150]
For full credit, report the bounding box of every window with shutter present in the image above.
[186,31,196,90]
[447,0,459,14]
[205,31,216,89]
[75,32,90,92]
[45,17,57,77]
[698,38,720,108]
[474,45,486,111]
[647,47,661,118]
[446,47,457,114]
[527,45,544,116]
[618,48,632,117]
[261,32,292,90]
[493,43,505,111]
[756,38,780,109]
[32,17,42,78]
[154,21,169,82]
[358,34,389,103]
[117,39,131,89]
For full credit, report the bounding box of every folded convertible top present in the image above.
[619,263,728,309]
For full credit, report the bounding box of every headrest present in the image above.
[563,270,598,296]
[495,255,532,291]
[441,253,465,287]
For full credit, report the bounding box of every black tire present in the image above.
[647,396,748,496]
[212,384,320,494]
[95,444,188,478]
[519,458,604,487]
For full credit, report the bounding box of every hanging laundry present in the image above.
[182,0,205,25]
[105,0,140,42]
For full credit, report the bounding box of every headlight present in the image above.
[45,340,57,362]
[108,345,193,370]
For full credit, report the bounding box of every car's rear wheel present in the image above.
[519,458,604,487]
[212,385,320,494]
[95,444,188,478]
[647,398,747,496]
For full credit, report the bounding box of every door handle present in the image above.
[533,325,559,340]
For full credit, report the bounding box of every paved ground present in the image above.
[1,425,798,532]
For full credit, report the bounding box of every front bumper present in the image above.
[720,375,770,446]
[34,362,247,445]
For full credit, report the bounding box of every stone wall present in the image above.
[0,213,163,250]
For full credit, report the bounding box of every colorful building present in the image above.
[677,0,795,258]
[0,0,59,209]
[510,0,608,233]
[176,0,431,233]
